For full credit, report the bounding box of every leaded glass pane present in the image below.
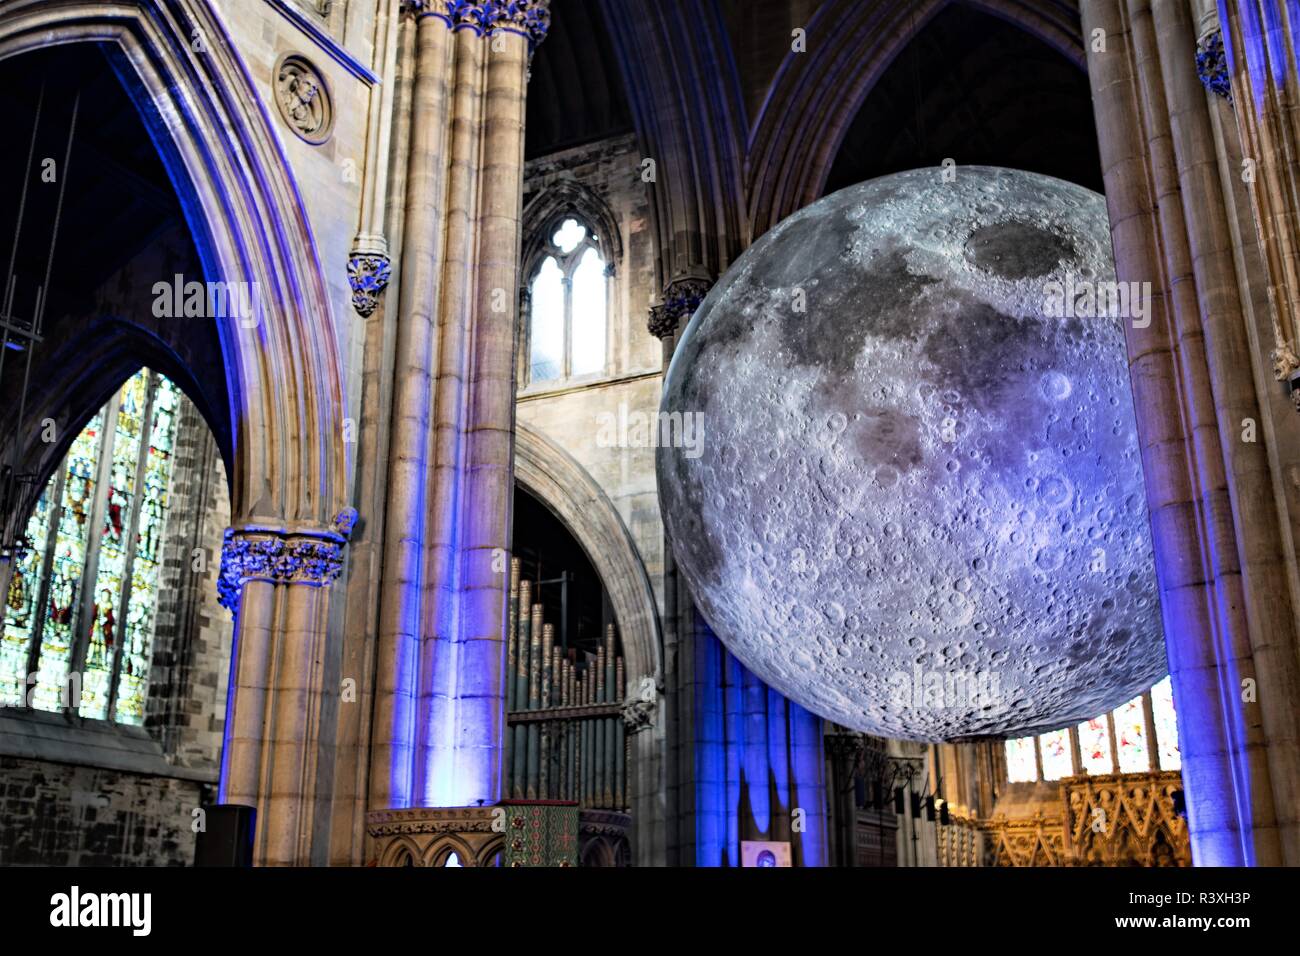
[1,369,187,724]
[1113,694,1150,773]
[570,246,607,377]
[529,256,565,383]
[33,411,104,712]
[1040,728,1073,780]
[1150,675,1180,772]
[1005,737,1037,782]
[1077,714,1114,775]
[114,374,179,724]
[81,371,148,719]
[1,485,54,706]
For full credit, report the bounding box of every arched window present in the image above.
[0,369,181,724]
[527,216,609,385]
[1004,675,1180,782]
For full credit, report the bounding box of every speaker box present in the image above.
[194,804,256,867]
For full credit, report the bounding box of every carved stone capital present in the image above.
[347,253,392,317]
[647,303,676,340]
[1196,30,1231,102]
[648,275,713,339]
[410,1,551,50]
[218,509,358,611]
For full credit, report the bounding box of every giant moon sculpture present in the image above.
[657,166,1166,741]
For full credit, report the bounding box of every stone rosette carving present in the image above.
[1196,31,1231,102]
[218,508,358,610]
[274,53,334,144]
[648,276,714,339]
[347,253,392,317]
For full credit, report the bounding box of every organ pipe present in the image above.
[502,581,629,811]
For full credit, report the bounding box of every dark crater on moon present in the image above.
[964,220,1077,280]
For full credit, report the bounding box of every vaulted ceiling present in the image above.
[526,0,633,159]
[823,2,1101,195]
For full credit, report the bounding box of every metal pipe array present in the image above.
[505,559,628,809]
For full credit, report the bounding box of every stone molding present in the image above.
[367,806,497,836]
[365,805,630,866]
[217,509,358,610]
[620,696,657,734]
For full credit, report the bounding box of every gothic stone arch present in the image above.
[514,422,664,863]
[514,422,661,688]
[0,0,350,529]
[0,0,353,866]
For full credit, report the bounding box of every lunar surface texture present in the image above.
[658,166,1166,741]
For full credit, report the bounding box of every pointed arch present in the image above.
[522,179,624,277]
[0,0,350,529]
[513,422,661,688]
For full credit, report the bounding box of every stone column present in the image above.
[217,513,356,865]
[1220,2,1300,403]
[370,4,454,814]
[1081,0,1300,865]
[370,0,549,822]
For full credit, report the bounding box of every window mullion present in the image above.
[1140,692,1159,773]
[68,392,121,715]
[563,272,574,380]
[22,467,68,699]
[1106,707,1120,774]
[105,373,159,722]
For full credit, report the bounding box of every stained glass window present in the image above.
[1150,675,1180,771]
[1039,728,1073,780]
[1113,694,1151,773]
[1005,736,1037,783]
[527,216,609,386]
[1005,681,1180,782]
[1078,714,1114,775]
[0,369,181,724]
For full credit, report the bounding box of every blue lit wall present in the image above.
[694,612,828,866]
